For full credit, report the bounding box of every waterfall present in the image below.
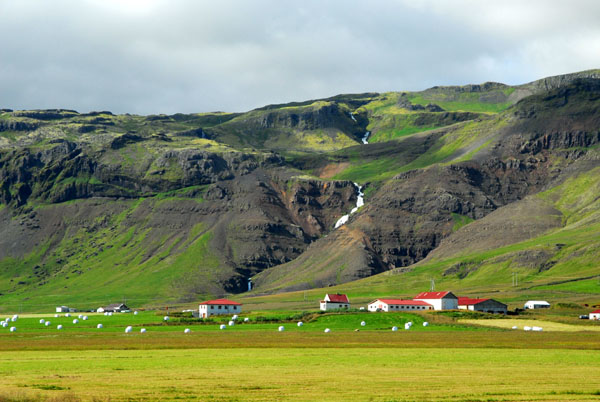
[335,183,365,229]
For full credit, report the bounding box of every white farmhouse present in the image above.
[56,306,69,313]
[368,299,433,312]
[458,297,507,314]
[524,300,550,310]
[320,294,350,311]
[414,291,458,310]
[199,298,242,318]
[589,309,600,320]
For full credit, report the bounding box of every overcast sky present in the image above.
[1,0,599,115]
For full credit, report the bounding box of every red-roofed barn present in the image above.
[414,291,458,310]
[199,299,242,318]
[368,299,433,312]
[457,297,507,314]
[320,294,350,311]
[590,309,600,320]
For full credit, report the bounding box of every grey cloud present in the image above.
[1,0,599,114]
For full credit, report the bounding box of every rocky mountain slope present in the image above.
[1,69,599,311]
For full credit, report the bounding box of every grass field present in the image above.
[1,312,600,401]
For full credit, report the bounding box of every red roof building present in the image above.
[199,298,242,318]
[414,291,458,310]
[590,309,600,320]
[368,299,433,312]
[320,294,350,311]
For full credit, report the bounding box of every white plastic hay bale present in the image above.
[2,322,7,328]
[82,316,88,321]
[9,327,16,332]
[12,315,18,321]
[297,321,303,327]
[97,323,103,329]
[407,321,413,327]
[404,323,411,330]
[45,321,51,327]
[65,313,71,318]
[423,322,429,327]
[278,326,285,332]
[244,317,249,322]
[0,321,4,326]
[523,326,532,331]
[163,316,169,322]
[54,314,59,318]
[140,328,146,333]
[228,320,235,326]
[360,321,366,327]
[219,324,226,330]
[324,328,331,333]
[512,326,518,330]
[72,319,79,324]
[57,325,63,330]
[392,326,398,331]
[125,326,132,333]
[134,311,138,315]
[532,326,543,332]
[78,314,83,319]
[104,312,108,316]
[39,319,45,324]
[359,307,365,311]
[184,328,191,334]
[232,315,238,320]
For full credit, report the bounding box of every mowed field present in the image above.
[1,312,600,401]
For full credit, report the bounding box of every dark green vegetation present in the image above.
[1,70,600,312]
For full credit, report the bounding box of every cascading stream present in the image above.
[334,183,364,229]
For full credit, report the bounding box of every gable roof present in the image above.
[105,303,128,309]
[591,309,600,314]
[372,299,432,307]
[199,298,242,306]
[325,294,349,303]
[458,297,490,306]
[414,291,457,300]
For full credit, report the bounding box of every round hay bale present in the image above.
[512,326,518,330]
[232,315,238,320]
[243,317,249,322]
[1,323,7,328]
[54,314,59,318]
[219,324,226,330]
[12,315,18,321]
[72,319,79,324]
[9,327,16,332]
[65,313,71,318]
[184,328,191,334]
[140,328,146,333]
[228,320,235,326]
[404,323,411,330]
[297,321,303,327]
[39,319,45,324]
[359,307,365,311]
[392,326,398,331]
[324,328,331,333]
[82,316,88,321]
[57,325,63,330]
[407,321,413,327]
[532,326,543,332]
[125,326,132,333]
[78,314,83,319]
[163,316,169,321]
[523,326,532,331]
[360,321,366,327]
[423,322,429,327]
[134,311,138,315]
[45,321,51,326]
[278,326,285,332]
[97,323,103,329]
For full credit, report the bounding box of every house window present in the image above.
[218,306,222,310]
[210,306,214,309]
[233,306,237,310]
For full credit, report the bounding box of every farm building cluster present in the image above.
[318,292,508,314]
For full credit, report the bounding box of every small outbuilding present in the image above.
[56,306,70,313]
[320,294,350,311]
[102,303,130,313]
[524,300,550,310]
[199,299,242,318]
[458,297,507,314]
[414,291,458,310]
[368,299,433,312]
[590,309,600,320]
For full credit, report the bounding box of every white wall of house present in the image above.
[199,304,241,318]
[590,312,600,320]
[367,301,432,312]
[320,301,350,311]
[413,297,457,310]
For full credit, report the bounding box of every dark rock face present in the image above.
[0,120,39,132]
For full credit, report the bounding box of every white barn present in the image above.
[414,291,458,311]
[589,309,600,320]
[320,294,350,311]
[524,300,550,310]
[458,297,507,314]
[199,298,242,318]
[368,299,433,312]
